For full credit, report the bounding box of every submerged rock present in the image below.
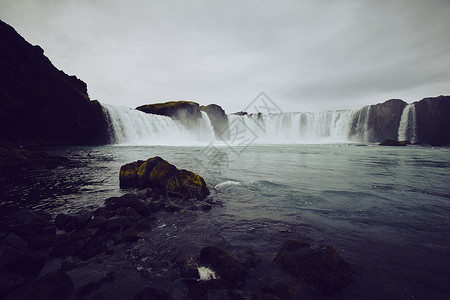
[273,240,354,296]
[119,156,210,200]
[379,139,408,146]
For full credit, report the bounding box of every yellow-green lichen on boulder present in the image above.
[119,156,209,200]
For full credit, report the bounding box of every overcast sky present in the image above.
[1,0,450,113]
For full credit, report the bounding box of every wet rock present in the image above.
[61,258,88,272]
[181,256,200,279]
[379,139,408,146]
[240,249,262,269]
[77,270,115,296]
[105,216,132,231]
[2,209,54,237]
[55,210,92,232]
[131,287,174,300]
[5,269,76,300]
[119,156,210,200]
[85,215,107,229]
[0,244,44,276]
[199,246,247,285]
[105,193,152,216]
[273,240,354,296]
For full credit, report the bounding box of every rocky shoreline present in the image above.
[0,156,355,300]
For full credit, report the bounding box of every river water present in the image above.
[1,143,449,299]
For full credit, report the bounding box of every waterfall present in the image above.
[101,104,375,145]
[349,106,371,142]
[227,110,356,144]
[102,104,215,145]
[398,104,417,142]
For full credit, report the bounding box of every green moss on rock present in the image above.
[119,156,209,200]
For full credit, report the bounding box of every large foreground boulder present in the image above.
[119,156,209,200]
[273,240,354,296]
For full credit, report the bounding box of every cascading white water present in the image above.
[398,104,417,143]
[102,104,215,145]
[350,105,371,142]
[102,104,371,145]
[227,110,356,144]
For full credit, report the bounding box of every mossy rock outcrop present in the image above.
[119,156,209,200]
[273,240,354,296]
[136,101,202,120]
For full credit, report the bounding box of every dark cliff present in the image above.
[367,99,407,142]
[0,20,110,146]
[415,95,450,145]
[200,104,229,139]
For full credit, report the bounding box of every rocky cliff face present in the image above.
[367,99,407,142]
[200,104,229,139]
[0,20,110,146]
[415,95,450,145]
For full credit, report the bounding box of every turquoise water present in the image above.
[1,144,449,299]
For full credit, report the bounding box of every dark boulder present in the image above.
[0,20,110,146]
[5,269,76,300]
[55,210,92,232]
[199,246,247,285]
[379,139,408,146]
[200,104,229,139]
[132,287,173,300]
[273,240,354,296]
[119,156,209,200]
[104,193,152,216]
[415,95,450,145]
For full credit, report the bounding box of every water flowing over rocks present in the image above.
[0,20,110,146]
[200,104,229,139]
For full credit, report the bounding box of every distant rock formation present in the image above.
[0,20,110,146]
[367,99,407,142]
[200,104,229,139]
[136,101,202,120]
[414,95,450,145]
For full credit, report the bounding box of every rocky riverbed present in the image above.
[0,153,354,300]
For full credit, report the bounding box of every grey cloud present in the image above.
[1,0,449,113]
